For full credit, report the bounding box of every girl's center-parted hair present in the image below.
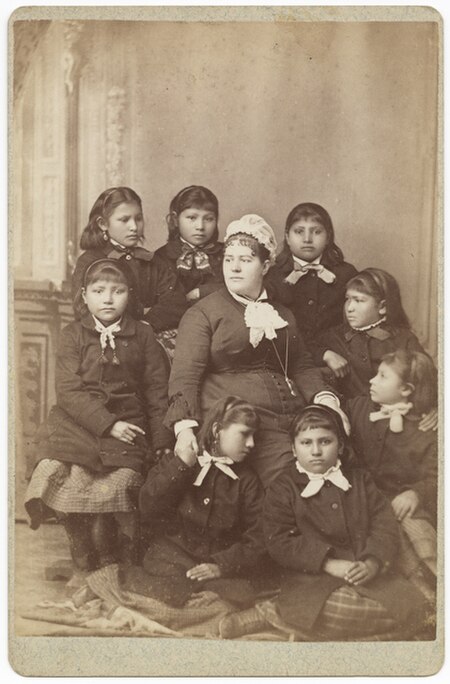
[197,396,260,454]
[224,233,271,264]
[166,185,219,241]
[284,202,345,265]
[380,349,437,415]
[80,187,144,251]
[346,267,410,328]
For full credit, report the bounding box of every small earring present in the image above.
[212,435,220,457]
[103,231,109,242]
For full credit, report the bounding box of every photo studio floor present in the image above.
[13,521,436,642]
[13,521,287,640]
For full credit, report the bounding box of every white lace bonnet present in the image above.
[224,214,278,264]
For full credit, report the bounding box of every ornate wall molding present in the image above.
[13,20,51,101]
[19,339,45,435]
[63,20,86,281]
[106,86,126,186]
[62,20,84,95]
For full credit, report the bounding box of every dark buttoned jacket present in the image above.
[263,464,424,630]
[316,322,425,397]
[139,451,266,576]
[266,250,357,355]
[34,314,172,473]
[72,243,187,332]
[347,395,437,525]
[152,239,224,300]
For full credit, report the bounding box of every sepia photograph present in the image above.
[8,3,443,677]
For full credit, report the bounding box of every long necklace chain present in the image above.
[270,332,297,396]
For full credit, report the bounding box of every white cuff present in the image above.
[174,419,199,437]
[314,391,340,408]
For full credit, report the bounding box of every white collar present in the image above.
[179,236,197,249]
[352,316,387,332]
[109,236,129,251]
[92,315,122,331]
[229,288,268,306]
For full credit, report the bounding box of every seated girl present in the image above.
[153,185,224,304]
[219,404,428,640]
[347,350,438,598]
[138,396,272,608]
[266,202,357,354]
[72,187,187,333]
[25,259,173,583]
[316,268,426,397]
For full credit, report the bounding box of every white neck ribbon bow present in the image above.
[193,450,239,487]
[94,317,121,349]
[285,262,336,286]
[369,401,413,433]
[296,459,351,498]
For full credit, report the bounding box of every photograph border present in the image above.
[7,3,444,677]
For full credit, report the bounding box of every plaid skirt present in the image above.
[394,515,437,603]
[25,459,144,520]
[396,515,437,577]
[258,586,403,641]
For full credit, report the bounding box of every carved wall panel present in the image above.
[14,288,71,518]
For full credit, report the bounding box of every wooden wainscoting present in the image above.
[13,282,73,520]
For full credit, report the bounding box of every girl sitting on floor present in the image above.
[219,404,428,640]
[138,396,274,609]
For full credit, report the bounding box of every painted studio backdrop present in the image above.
[13,19,438,513]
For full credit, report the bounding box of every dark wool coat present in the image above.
[152,239,224,300]
[72,243,188,332]
[315,322,425,397]
[266,250,357,354]
[165,287,332,485]
[139,451,266,576]
[347,395,437,526]
[263,464,427,631]
[34,314,173,473]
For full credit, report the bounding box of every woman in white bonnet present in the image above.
[164,214,346,486]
